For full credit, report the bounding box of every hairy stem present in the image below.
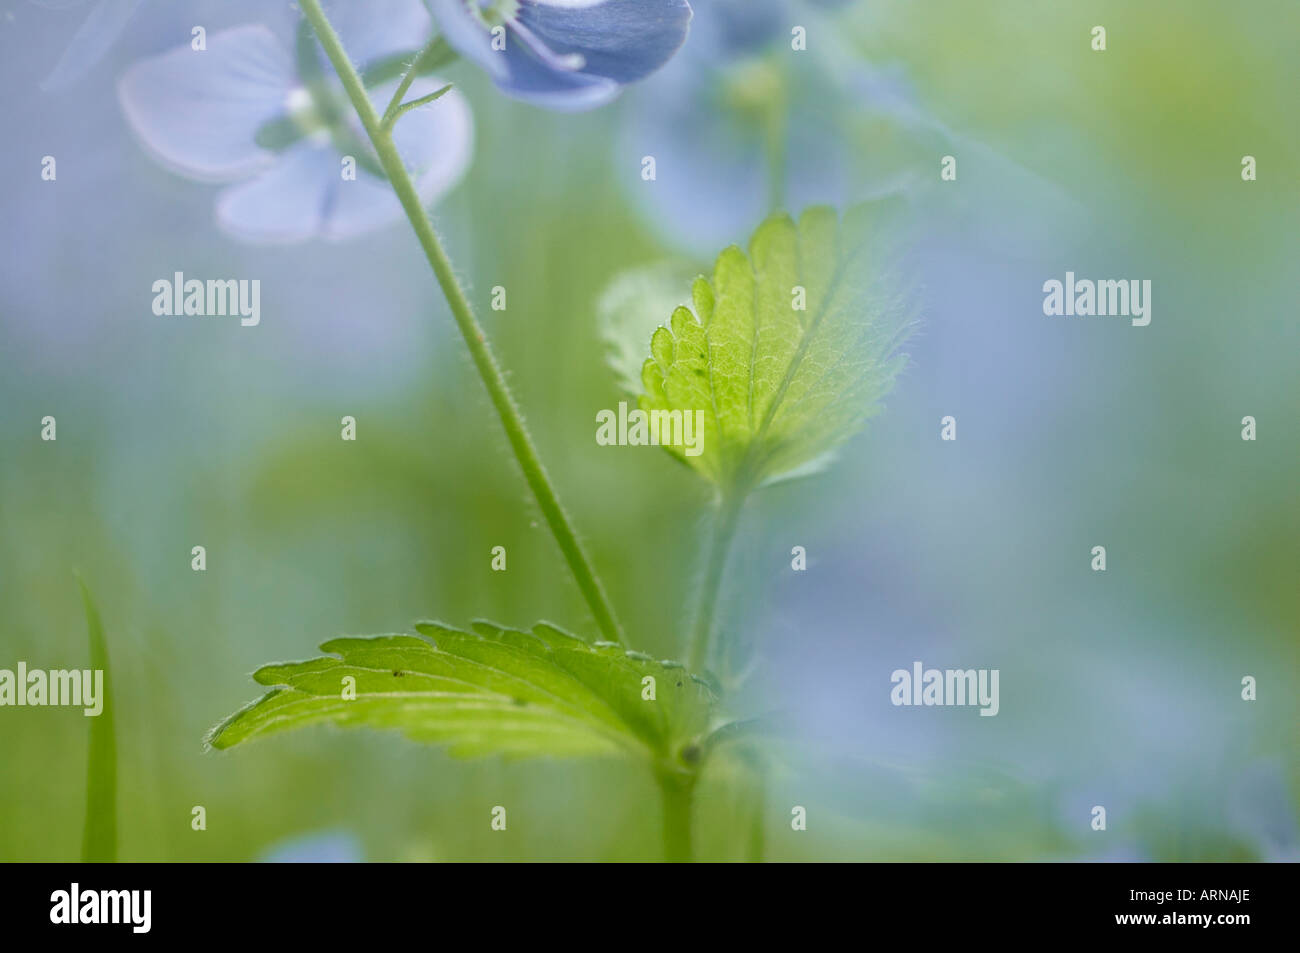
[656,769,696,863]
[386,84,454,130]
[686,492,746,673]
[381,45,426,125]
[300,0,626,646]
[380,35,455,129]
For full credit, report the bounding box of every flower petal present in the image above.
[516,0,692,84]
[425,0,510,79]
[214,143,335,243]
[429,0,690,108]
[492,36,620,110]
[617,54,854,253]
[214,77,472,244]
[386,77,475,202]
[324,77,474,241]
[259,830,363,863]
[118,25,295,182]
[326,0,435,68]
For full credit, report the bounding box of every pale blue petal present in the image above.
[325,77,474,240]
[41,0,146,91]
[325,0,434,68]
[259,830,362,863]
[386,76,474,195]
[618,72,765,250]
[214,143,335,243]
[426,0,508,79]
[118,25,294,182]
[617,52,774,251]
[319,171,408,241]
[215,77,472,244]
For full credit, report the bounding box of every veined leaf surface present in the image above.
[209,621,718,767]
[639,203,912,490]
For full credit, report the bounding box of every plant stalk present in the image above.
[300,0,626,646]
[686,491,746,673]
[656,769,696,863]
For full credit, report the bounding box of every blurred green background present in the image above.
[1,0,1296,861]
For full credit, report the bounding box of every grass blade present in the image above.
[78,577,116,863]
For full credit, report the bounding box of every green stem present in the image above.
[385,84,454,132]
[300,0,627,647]
[656,769,696,863]
[381,59,424,127]
[686,492,746,673]
[380,36,455,129]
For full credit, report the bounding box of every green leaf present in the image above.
[638,203,913,491]
[598,258,702,395]
[78,577,116,863]
[208,621,717,768]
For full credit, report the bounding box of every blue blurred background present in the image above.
[0,0,1296,860]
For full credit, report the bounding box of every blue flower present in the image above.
[117,2,473,243]
[617,5,923,254]
[619,0,1079,255]
[259,830,363,863]
[427,0,693,110]
[688,0,850,59]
